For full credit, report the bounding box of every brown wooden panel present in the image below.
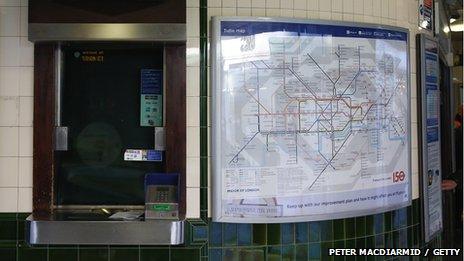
[164,45,186,218]
[29,0,185,23]
[33,44,56,216]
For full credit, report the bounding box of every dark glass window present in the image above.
[55,43,164,205]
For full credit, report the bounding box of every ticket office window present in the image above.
[55,43,167,207]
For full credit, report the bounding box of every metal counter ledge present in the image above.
[25,213,184,245]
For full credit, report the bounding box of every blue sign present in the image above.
[221,21,408,41]
[141,69,163,95]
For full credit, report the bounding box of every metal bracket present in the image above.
[55,126,68,151]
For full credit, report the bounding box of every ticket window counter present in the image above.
[27,41,186,245]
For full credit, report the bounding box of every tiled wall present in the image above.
[0,0,443,260]
[0,0,33,213]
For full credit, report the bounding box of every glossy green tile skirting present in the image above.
[0,2,443,260]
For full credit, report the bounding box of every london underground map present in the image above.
[212,18,411,222]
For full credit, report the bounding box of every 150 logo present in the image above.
[392,171,406,182]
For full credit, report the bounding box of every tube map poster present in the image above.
[212,18,411,223]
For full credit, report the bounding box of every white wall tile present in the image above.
[411,172,419,199]
[187,8,200,37]
[0,187,17,211]
[332,0,342,13]
[18,126,31,157]
[187,0,200,8]
[372,0,380,17]
[19,37,33,66]
[186,187,200,218]
[388,0,396,19]
[319,11,331,20]
[187,96,200,127]
[294,0,306,10]
[0,67,19,96]
[265,8,280,17]
[251,0,265,8]
[363,0,372,15]
[353,0,363,14]
[187,38,200,67]
[0,96,18,126]
[411,148,418,174]
[280,0,292,9]
[186,157,200,187]
[332,12,343,21]
[307,0,318,10]
[222,7,236,16]
[238,0,251,8]
[343,0,353,13]
[318,0,331,12]
[186,67,200,97]
[381,0,388,18]
[0,157,18,187]
[18,156,31,187]
[0,7,19,36]
[19,7,26,35]
[187,127,200,157]
[266,0,279,9]
[208,0,221,7]
[19,67,32,96]
[17,187,31,212]
[19,96,32,126]
[237,8,252,16]
[0,37,19,66]
[0,0,19,7]
[251,8,265,16]
[0,127,17,156]
[19,0,26,6]
[280,9,293,18]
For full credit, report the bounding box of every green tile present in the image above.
[333,219,344,240]
[200,187,208,212]
[0,213,17,220]
[239,248,265,261]
[223,248,239,261]
[281,223,294,244]
[17,220,25,241]
[308,242,320,260]
[199,7,207,38]
[267,246,280,261]
[0,220,17,241]
[320,220,333,242]
[384,232,393,248]
[384,211,392,232]
[355,237,366,249]
[295,223,308,243]
[0,247,16,261]
[267,224,281,245]
[200,158,208,188]
[109,247,139,261]
[18,245,47,261]
[309,222,320,242]
[366,236,375,248]
[140,248,169,261]
[199,67,208,97]
[210,222,222,247]
[282,245,294,261]
[355,216,366,237]
[200,127,208,157]
[49,248,78,261]
[252,224,267,245]
[345,239,355,249]
[223,223,237,246]
[171,248,200,261]
[320,241,333,261]
[333,240,344,249]
[345,218,355,239]
[79,247,108,261]
[199,96,208,126]
[365,215,374,236]
[295,244,308,260]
